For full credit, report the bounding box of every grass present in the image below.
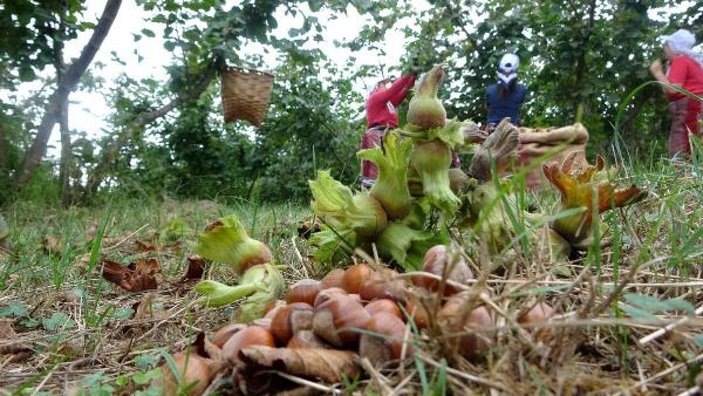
[0,198,311,395]
[0,153,702,395]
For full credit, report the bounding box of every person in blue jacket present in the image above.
[485,53,527,133]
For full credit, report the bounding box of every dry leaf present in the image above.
[297,220,321,240]
[191,332,224,371]
[85,223,98,240]
[0,319,32,363]
[132,258,161,275]
[468,119,519,181]
[77,253,92,269]
[132,293,161,321]
[181,255,206,282]
[134,240,157,252]
[42,235,63,255]
[100,258,160,292]
[121,293,165,334]
[238,346,359,383]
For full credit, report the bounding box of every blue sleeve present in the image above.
[486,84,496,105]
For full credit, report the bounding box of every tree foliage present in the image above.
[1,0,701,207]
[361,0,700,156]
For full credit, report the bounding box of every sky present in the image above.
[36,0,430,158]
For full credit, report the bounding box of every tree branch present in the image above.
[14,0,122,190]
[82,62,219,199]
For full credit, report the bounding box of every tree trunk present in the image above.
[59,99,71,208]
[13,0,122,190]
[82,63,218,200]
[0,125,8,172]
[571,0,597,120]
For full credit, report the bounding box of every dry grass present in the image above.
[0,166,702,395]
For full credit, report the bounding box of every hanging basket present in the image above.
[220,67,274,127]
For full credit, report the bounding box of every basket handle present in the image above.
[221,66,274,78]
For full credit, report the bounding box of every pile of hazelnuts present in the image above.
[211,244,555,369]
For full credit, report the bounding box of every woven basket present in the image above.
[221,67,274,126]
[516,124,590,190]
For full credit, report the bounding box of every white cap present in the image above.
[499,53,520,74]
[498,53,519,84]
[661,29,696,54]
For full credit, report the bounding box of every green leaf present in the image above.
[20,317,40,328]
[141,28,156,38]
[0,301,29,318]
[42,312,77,332]
[111,307,135,321]
[624,294,695,315]
[79,21,97,30]
[620,305,660,322]
[134,354,161,371]
[135,387,162,396]
[133,368,162,385]
[308,0,323,11]
[82,371,109,387]
[19,67,36,82]
[115,375,130,387]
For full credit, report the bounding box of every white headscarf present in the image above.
[662,29,703,69]
[497,53,520,85]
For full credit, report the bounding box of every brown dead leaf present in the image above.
[191,332,224,369]
[131,293,161,321]
[42,235,63,255]
[131,258,161,275]
[77,253,92,267]
[181,255,206,283]
[238,346,359,384]
[0,319,32,363]
[85,223,98,240]
[297,220,321,240]
[100,258,159,292]
[121,293,165,335]
[134,240,156,252]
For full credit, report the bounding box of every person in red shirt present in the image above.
[360,72,417,188]
[649,29,703,158]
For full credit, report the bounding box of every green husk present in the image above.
[235,263,285,323]
[194,215,272,274]
[163,218,191,241]
[193,263,284,323]
[462,182,516,255]
[410,139,461,215]
[308,224,358,265]
[401,197,431,230]
[309,170,387,237]
[402,119,465,150]
[376,221,447,271]
[356,131,413,219]
[543,154,647,244]
[407,65,447,129]
[193,280,260,308]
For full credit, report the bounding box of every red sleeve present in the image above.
[373,75,416,107]
[668,56,688,87]
[388,75,417,106]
